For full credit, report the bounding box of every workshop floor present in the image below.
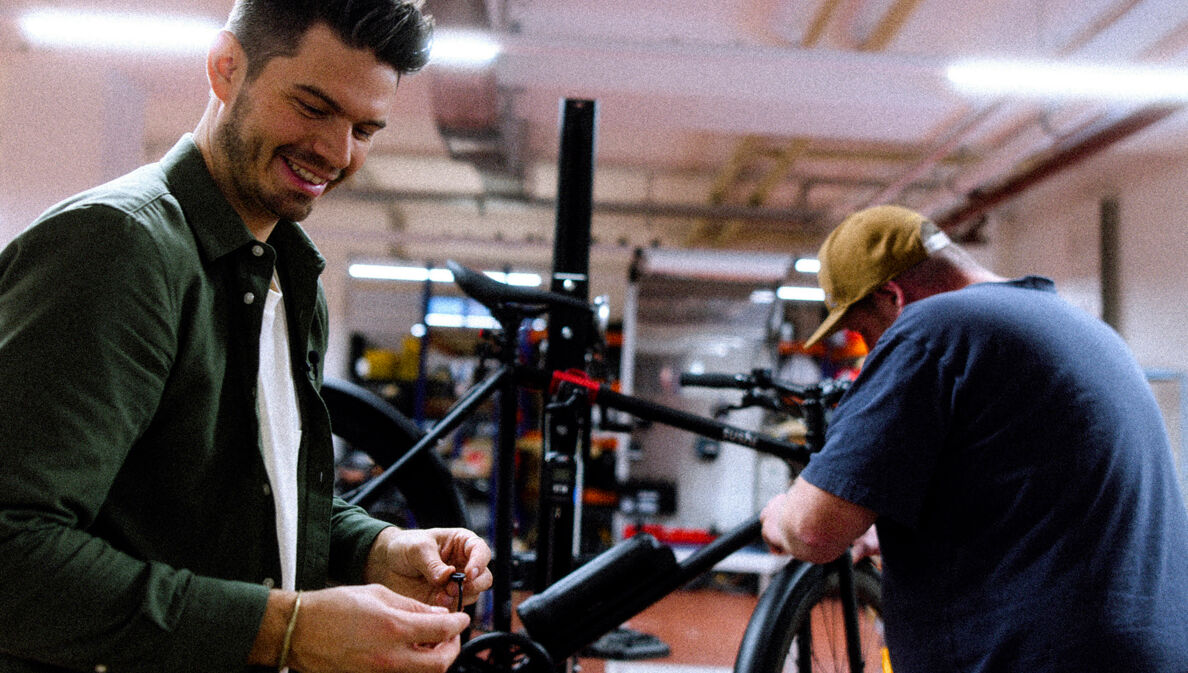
[575,587,759,673]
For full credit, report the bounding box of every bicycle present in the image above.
[325,260,888,673]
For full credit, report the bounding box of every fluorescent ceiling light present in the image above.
[348,263,541,287]
[642,248,792,282]
[777,285,825,302]
[348,264,453,282]
[750,289,777,304]
[425,313,502,329]
[430,30,501,67]
[947,58,1188,103]
[18,8,220,54]
[794,258,821,274]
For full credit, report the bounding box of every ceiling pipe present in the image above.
[860,0,927,51]
[344,188,828,227]
[802,0,843,47]
[866,0,1145,213]
[703,0,923,238]
[915,9,1188,224]
[422,0,525,194]
[861,102,1003,208]
[927,4,1188,232]
[931,104,1181,230]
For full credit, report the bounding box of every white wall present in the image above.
[995,148,1188,375]
[0,55,146,242]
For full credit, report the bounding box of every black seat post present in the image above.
[446,260,593,633]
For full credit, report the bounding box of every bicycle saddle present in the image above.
[446,259,592,316]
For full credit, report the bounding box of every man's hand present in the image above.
[277,584,469,673]
[850,525,881,561]
[364,527,493,609]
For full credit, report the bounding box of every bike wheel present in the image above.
[322,377,469,529]
[734,559,886,673]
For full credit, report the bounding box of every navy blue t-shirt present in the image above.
[802,277,1188,672]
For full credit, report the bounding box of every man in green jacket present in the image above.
[0,2,492,671]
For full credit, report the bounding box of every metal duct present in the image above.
[422,0,524,195]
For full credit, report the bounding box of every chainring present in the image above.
[448,631,555,673]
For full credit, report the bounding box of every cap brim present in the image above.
[804,304,849,349]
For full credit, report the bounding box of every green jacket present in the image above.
[0,136,389,672]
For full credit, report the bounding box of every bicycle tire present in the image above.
[734,559,886,673]
[321,377,469,530]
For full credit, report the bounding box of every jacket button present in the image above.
[263,577,275,588]
[244,292,256,305]
[263,483,271,496]
[252,245,265,257]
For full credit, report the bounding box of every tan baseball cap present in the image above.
[804,205,950,348]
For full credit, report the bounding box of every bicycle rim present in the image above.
[736,561,887,673]
[789,573,885,672]
[322,377,469,529]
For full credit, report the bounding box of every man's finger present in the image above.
[398,609,471,644]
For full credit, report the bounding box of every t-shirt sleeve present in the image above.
[800,333,953,529]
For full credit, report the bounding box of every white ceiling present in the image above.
[4,0,1188,263]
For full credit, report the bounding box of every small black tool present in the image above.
[450,572,466,613]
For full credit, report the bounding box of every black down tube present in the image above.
[518,516,762,662]
[345,365,510,509]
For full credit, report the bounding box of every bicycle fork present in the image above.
[790,554,869,673]
[832,552,867,673]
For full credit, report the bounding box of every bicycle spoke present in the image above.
[780,594,885,673]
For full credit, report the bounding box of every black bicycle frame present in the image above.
[344,362,813,635]
[518,515,764,661]
[343,363,510,510]
[548,369,812,465]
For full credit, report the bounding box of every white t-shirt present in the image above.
[256,274,301,591]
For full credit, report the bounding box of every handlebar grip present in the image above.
[679,372,749,388]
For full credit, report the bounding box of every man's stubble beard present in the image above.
[214,91,315,226]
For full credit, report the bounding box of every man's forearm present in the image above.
[248,590,300,667]
[761,478,877,564]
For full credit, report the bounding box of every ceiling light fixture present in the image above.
[18,8,220,54]
[946,58,1188,103]
[348,263,541,288]
[794,258,821,274]
[749,289,777,305]
[430,30,502,67]
[424,313,502,330]
[777,286,826,302]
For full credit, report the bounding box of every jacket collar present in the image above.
[158,135,326,274]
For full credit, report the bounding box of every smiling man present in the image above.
[0,2,493,673]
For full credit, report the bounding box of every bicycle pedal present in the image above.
[581,628,671,661]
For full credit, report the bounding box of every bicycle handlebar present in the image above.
[681,368,851,406]
[678,372,750,389]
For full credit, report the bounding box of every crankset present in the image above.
[448,632,555,673]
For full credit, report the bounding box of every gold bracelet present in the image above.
[278,591,302,671]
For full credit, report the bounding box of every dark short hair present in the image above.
[226,0,434,81]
